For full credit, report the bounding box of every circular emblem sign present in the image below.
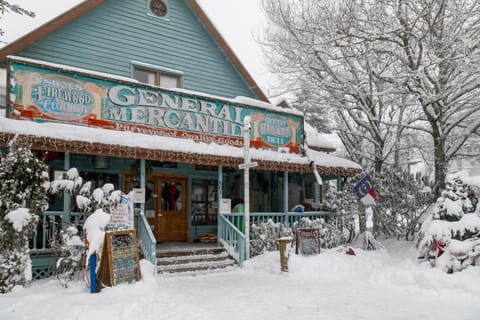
[150,0,168,17]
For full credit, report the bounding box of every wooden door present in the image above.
[154,176,188,242]
[123,173,188,242]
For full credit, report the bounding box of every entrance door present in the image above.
[154,176,188,242]
[123,173,188,242]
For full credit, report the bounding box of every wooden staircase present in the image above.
[156,246,237,274]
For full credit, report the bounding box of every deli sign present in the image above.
[8,59,303,153]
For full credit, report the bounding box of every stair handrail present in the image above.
[218,214,245,266]
[136,209,157,273]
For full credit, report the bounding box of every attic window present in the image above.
[149,0,168,17]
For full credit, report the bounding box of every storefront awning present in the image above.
[0,115,362,176]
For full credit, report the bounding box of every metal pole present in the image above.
[243,116,251,260]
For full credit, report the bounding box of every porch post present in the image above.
[63,152,70,227]
[140,159,146,214]
[283,171,288,224]
[217,166,223,212]
[217,165,223,245]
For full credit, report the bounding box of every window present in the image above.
[133,66,181,88]
[191,179,217,226]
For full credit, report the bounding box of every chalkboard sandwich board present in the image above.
[98,230,141,290]
[295,228,321,256]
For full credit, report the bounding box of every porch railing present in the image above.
[30,210,158,279]
[223,211,337,228]
[136,209,157,271]
[218,214,245,265]
[218,211,336,266]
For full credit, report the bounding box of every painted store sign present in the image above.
[8,59,304,153]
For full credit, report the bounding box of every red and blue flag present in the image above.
[353,174,377,206]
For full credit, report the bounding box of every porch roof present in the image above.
[0,115,362,176]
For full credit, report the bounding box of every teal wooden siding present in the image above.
[16,0,258,99]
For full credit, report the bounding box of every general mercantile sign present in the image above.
[7,58,304,153]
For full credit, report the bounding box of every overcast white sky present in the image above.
[0,0,279,97]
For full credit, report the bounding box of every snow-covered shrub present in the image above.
[250,219,286,256]
[52,225,84,288]
[324,178,360,242]
[0,136,49,293]
[295,217,348,249]
[372,170,431,240]
[417,173,480,273]
[48,169,122,286]
[326,170,430,242]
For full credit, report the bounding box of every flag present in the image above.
[353,174,377,206]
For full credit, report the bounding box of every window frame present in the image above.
[131,61,183,88]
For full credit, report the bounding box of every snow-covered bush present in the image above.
[372,170,431,240]
[295,217,348,249]
[48,169,122,286]
[52,225,84,288]
[417,173,480,273]
[250,219,288,256]
[249,217,348,257]
[327,170,430,242]
[0,136,49,293]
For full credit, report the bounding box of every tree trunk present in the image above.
[433,134,447,199]
[374,142,384,174]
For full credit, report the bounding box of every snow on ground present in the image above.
[1,240,479,320]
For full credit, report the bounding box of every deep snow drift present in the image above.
[1,240,479,320]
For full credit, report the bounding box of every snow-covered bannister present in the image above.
[218,214,245,265]
[136,210,157,272]
[225,211,337,228]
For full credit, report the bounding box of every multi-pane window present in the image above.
[133,67,181,88]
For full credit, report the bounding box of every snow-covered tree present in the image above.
[324,0,480,197]
[0,136,49,293]
[261,0,412,173]
[0,1,34,38]
[261,0,480,197]
[417,174,480,273]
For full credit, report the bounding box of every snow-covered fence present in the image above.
[219,211,343,260]
[225,211,337,228]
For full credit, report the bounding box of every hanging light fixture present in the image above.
[93,155,109,169]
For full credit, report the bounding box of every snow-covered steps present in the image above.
[156,247,237,274]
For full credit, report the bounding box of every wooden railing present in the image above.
[30,210,157,279]
[222,211,337,228]
[136,209,157,271]
[218,214,245,265]
[218,211,337,265]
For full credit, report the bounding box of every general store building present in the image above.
[0,0,361,277]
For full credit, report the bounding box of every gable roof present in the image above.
[0,0,268,102]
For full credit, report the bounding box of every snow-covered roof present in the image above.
[304,122,336,152]
[0,115,361,175]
